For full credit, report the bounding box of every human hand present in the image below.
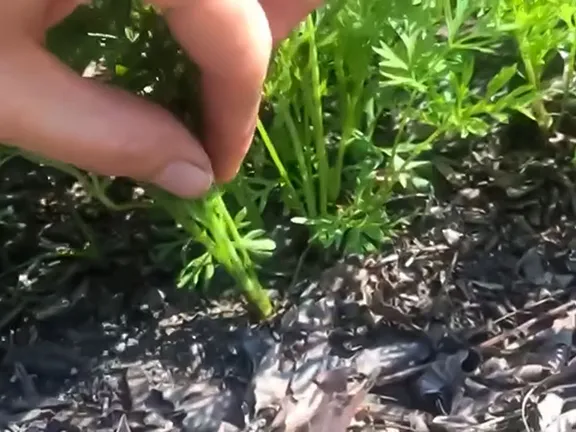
[0,0,322,197]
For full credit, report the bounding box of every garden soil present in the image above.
[2,136,576,431]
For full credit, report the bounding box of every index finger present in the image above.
[154,0,272,182]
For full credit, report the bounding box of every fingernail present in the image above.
[153,161,212,198]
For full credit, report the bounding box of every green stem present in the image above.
[303,15,328,216]
[0,153,17,170]
[69,206,101,260]
[330,87,363,202]
[517,41,550,129]
[330,50,348,203]
[280,105,317,217]
[525,63,550,128]
[366,102,387,140]
[159,191,273,319]
[256,118,305,214]
[227,169,265,229]
[558,30,576,126]
[212,194,273,318]
[22,152,148,212]
[377,128,444,205]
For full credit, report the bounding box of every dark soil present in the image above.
[2,123,576,431]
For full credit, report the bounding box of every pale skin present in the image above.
[0,0,322,197]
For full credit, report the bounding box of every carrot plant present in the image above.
[249,0,549,254]
[369,1,533,196]
[494,0,573,130]
[254,0,399,254]
[557,5,576,118]
[151,189,274,318]
[45,0,277,318]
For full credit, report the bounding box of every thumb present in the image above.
[0,42,213,198]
